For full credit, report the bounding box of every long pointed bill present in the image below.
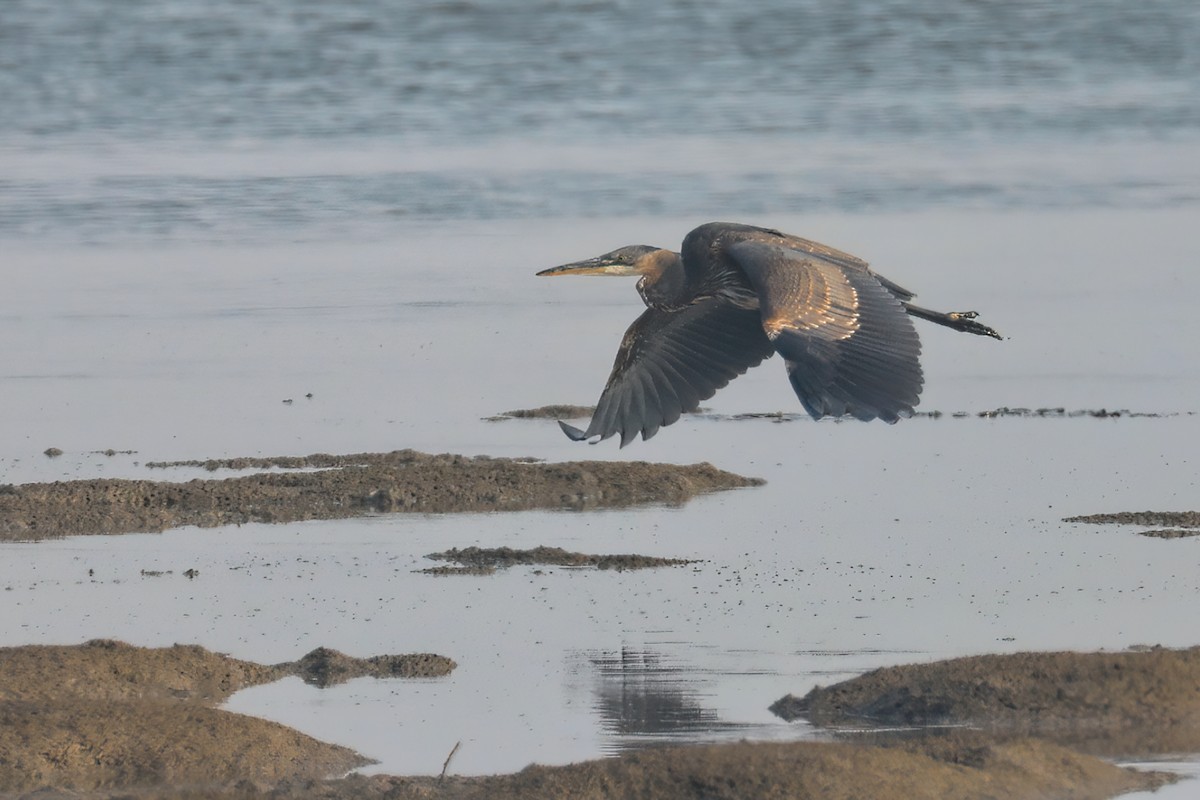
[536,258,642,277]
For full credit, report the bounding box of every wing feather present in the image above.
[728,241,923,423]
[577,300,775,445]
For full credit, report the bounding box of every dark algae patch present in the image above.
[772,646,1200,757]
[0,449,763,541]
[425,545,697,571]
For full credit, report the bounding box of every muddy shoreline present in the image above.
[0,639,1182,799]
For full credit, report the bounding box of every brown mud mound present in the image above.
[0,640,449,794]
[413,737,1159,800]
[0,449,762,541]
[35,737,1161,800]
[772,645,1200,757]
[425,545,696,571]
[280,646,456,688]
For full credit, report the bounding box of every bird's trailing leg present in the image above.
[903,303,1003,340]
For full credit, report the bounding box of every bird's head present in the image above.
[537,245,674,278]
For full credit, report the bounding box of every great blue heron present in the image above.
[538,222,1001,446]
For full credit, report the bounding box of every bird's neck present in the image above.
[636,250,689,310]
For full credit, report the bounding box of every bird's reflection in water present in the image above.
[572,648,750,754]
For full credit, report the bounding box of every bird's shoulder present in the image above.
[682,222,872,275]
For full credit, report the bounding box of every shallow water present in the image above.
[4,209,1200,775]
[3,0,1200,783]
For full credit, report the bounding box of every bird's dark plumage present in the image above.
[539,222,1001,445]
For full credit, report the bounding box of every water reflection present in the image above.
[573,648,751,753]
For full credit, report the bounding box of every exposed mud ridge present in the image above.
[484,404,595,421]
[0,449,762,541]
[425,545,697,571]
[703,407,1188,422]
[972,406,1181,418]
[278,646,456,688]
[487,406,1188,428]
[0,640,455,795]
[771,646,1200,758]
[1065,510,1200,528]
[300,737,1163,800]
[418,564,500,576]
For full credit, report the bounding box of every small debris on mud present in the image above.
[0,449,763,541]
[426,545,698,571]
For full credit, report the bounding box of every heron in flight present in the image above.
[537,222,1001,446]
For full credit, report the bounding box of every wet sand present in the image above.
[0,450,762,541]
[0,639,1176,799]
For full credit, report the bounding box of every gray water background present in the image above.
[3,0,1199,244]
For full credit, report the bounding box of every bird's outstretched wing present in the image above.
[727,241,923,423]
[564,300,775,446]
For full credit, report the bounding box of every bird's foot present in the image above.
[947,311,1003,340]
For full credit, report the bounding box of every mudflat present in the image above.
[3,451,1197,798]
[0,639,1177,799]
